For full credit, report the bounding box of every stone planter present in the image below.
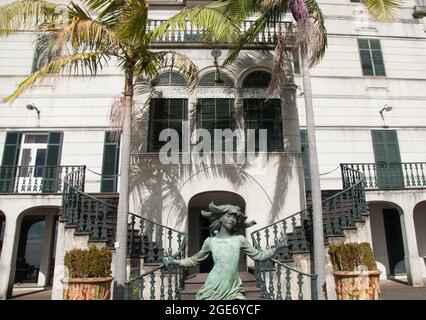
[333,270,381,300]
[62,277,114,300]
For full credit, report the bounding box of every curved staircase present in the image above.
[59,166,368,300]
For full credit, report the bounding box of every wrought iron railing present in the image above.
[250,167,367,299]
[61,167,117,245]
[124,237,187,300]
[251,212,316,300]
[254,259,318,300]
[62,168,187,256]
[128,214,186,264]
[149,19,293,45]
[0,165,84,193]
[341,162,426,190]
[61,165,188,300]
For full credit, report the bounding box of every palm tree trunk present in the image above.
[301,44,326,300]
[113,70,134,299]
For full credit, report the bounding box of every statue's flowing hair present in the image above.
[201,202,256,236]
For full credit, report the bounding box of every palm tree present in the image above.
[0,0,243,299]
[162,0,401,299]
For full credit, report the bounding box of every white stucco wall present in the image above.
[414,201,426,264]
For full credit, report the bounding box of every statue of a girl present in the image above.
[164,202,285,300]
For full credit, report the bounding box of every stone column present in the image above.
[0,214,19,300]
[401,204,424,286]
[37,214,55,287]
[281,50,305,212]
[51,220,66,300]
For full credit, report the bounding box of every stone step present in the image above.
[180,272,264,300]
[180,286,264,300]
[183,272,257,290]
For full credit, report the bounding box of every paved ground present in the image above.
[380,279,426,300]
[9,288,52,300]
[6,279,426,300]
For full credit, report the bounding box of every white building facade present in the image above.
[0,0,425,300]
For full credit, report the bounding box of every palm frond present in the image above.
[299,0,328,67]
[2,51,109,103]
[135,51,198,91]
[115,0,149,45]
[46,2,120,54]
[83,0,125,29]
[151,1,243,44]
[0,0,61,35]
[223,9,277,65]
[362,0,401,21]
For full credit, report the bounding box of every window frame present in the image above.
[358,38,386,77]
[243,98,284,152]
[147,98,188,152]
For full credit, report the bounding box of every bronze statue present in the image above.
[164,202,285,300]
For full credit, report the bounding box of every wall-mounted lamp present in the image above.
[211,48,224,85]
[26,103,41,120]
[379,104,392,120]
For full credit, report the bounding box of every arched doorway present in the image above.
[188,191,246,274]
[414,201,426,274]
[15,216,45,283]
[13,207,59,286]
[369,201,406,277]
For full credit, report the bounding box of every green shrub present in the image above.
[64,246,112,278]
[329,242,377,272]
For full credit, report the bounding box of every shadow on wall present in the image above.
[128,104,294,228]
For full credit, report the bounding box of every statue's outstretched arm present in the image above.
[240,235,284,261]
[163,237,212,267]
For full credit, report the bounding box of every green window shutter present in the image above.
[300,130,311,191]
[45,132,63,166]
[372,130,403,189]
[43,131,63,192]
[101,131,120,192]
[1,132,22,166]
[1,132,21,192]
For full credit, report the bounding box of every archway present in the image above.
[187,191,246,274]
[13,206,59,286]
[14,216,45,283]
[414,201,426,274]
[368,201,406,278]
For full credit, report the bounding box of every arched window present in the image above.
[198,71,234,87]
[242,71,283,151]
[148,71,188,152]
[242,71,271,88]
[151,71,187,87]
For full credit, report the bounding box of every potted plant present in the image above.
[62,246,113,300]
[329,242,381,300]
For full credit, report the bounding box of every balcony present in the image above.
[413,2,426,19]
[149,19,293,48]
[341,163,426,190]
[0,165,85,194]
